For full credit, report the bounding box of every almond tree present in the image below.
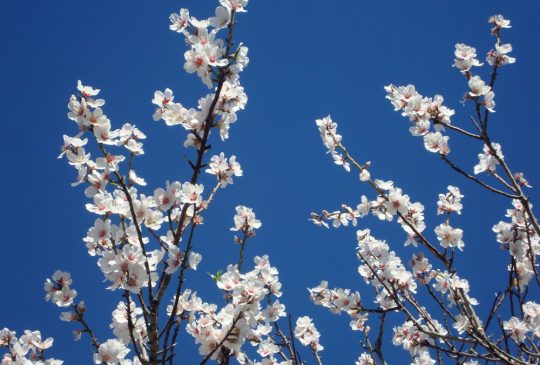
[0,3,538,365]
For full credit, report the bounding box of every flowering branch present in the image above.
[311,14,540,365]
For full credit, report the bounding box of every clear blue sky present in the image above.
[0,1,539,363]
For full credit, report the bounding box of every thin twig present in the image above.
[441,155,518,199]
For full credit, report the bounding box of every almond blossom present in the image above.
[0,329,62,365]
[231,205,261,233]
[453,43,483,72]
[44,271,77,308]
[437,185,464,215]
[489,14,511,33]
[93,339,130,365]
[486,43,516,66]
[294,317,323,352]
[205,152,243,188]
[473,143,503,174]
[434,223,465,250]
[503,317,529,343]
[8,6,536,365]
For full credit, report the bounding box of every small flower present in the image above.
[453,43,483,72]
[294,316,323,352]
[487,43,516,66]
[332,151,350,172]
[188,252,202,270]
[205,153,243,188]
[482,91,496,112]
[423,132,450,155]
[359,169,370,182]
[468,76,491,97]
[93,339,130,364]
[474,143,503,174]
[385,188,410,216]
[488,15,511,34]
[209,6,231,29]
[435,223,465,250]
[169,9,190,33]
[503,317,528,343]
[231,205,261,233]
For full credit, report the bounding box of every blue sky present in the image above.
[1,0,539,363]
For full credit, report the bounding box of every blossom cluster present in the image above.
[315,116,350,172]
[384,15,516,165]
[170,1,249,88]
[0,329,62,365]
[153,2,249,144]
[153,181,205,212]
[65,82,146,162]
[467,76,495,112]
[59,302,86,325]
[434,223,464,251]
[165,246,202,275]
[294,316,323,352]
[308,281,367,332]
[314,116,433,244]
[165,255,308,364]
[206,152,243,188]
[473,143,503,175]
[98,244,160,293]
[356,229,417,308]
[393,317,447,359]
[311,179,427,246]
[60,77,240,294]
[231,205,262,235]
[93,339,131,365]
[43,271,77,308]
[355,353,375,365]
[437,185,463,215]
[434,186,465,251]
[431,271,477,307]
[152,82,247,144]
[384,84,453,155]
[307,224,483,363]
[110,302,147,347]
[492,199,540,288]
[503,301,540,343]
[486,15,515,66]
[409,253,432,284]
[453,43,483,73]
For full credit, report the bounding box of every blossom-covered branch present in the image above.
[311,15,539,365]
